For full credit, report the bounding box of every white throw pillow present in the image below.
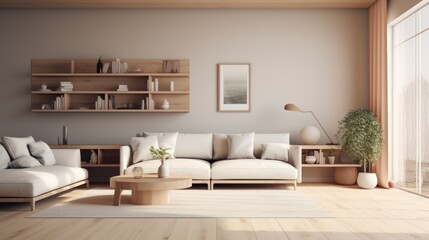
[2,136,35,159]
[227,132,256,159]
[0,143,11,169]
[28,141,56,165]
[130,136,159,163]
[143,132,178,157]
[261,143,290,162]
[8,155,42,168]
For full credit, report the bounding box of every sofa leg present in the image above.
[211,182,214,190]
[30,200,35,211]
[86,180,90,189]
[293,181,297,191]
[207,183,211,190]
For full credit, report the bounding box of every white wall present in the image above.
[0,9,368,145]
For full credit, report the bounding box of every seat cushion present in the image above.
[0,166,88,197]
[125,158,211,180]
[211,159,297,180]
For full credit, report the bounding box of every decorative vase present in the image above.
[97,57,103,73]
[158,159,169,178]
[132,166,143,179]
[357,172,377,189]
[299,126,321,144]
[62,126,68,145]
[161,99,170,110]
[328,156,335,164]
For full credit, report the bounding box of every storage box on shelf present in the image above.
[50,144,121,182]
[31,59,190,113]
[299,145,361,184]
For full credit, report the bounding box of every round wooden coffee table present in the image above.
[110,174,192,205]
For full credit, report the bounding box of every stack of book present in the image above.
[95,96,105,110]
[53,95,65,110]
[117,85,128,91]
[59,82,73,91]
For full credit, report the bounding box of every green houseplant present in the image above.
[336,108,383,189]
[149,146,172,178]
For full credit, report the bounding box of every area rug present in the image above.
[30,189,333,218]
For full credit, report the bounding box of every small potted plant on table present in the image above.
[149,146,172,178]
[336,108,383,189]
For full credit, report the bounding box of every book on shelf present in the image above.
[95,96,105,110]
[53,95,65,110]
[117,84,128,91]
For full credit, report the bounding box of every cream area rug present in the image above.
[30,189,333,218]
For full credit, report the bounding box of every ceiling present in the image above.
[0,0,377,9]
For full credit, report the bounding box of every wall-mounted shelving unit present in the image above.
[31,59,190,113]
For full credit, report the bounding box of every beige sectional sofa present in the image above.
[120,133,302,190]
[0,149,88,210]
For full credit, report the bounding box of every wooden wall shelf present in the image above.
[31,59,190,113]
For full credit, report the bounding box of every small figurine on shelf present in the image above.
[90,150,97,164]
[97,56,103,73]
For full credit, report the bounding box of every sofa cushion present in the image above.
[227,133,255,159]
[28,141,56,166]
[0,166,88,197]
[142,132,178,156]
[125,158,211,180]
[174,134,213,160]
[211,159,297,180]
[8,156,42,168]
[2,136,35,159]
[130,136,159,163]
[253,133,290,158]
[0,143,11,169]
[214,133,290,160]
[261,143,289,162]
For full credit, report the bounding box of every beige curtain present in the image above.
[369,0,389,188]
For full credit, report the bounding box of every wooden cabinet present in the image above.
[50,144,122,182]
[298,145,361,184]
[31,59,190,113]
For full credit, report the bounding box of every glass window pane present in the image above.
[393,38,417,192]
[394,14,416,46]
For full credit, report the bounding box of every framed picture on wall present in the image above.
[217,63,251,112]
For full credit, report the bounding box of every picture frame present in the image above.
[217,63,251,112]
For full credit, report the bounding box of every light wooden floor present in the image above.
[1,183,429,240]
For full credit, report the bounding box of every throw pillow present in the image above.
[142,132,178,157]
[227,132,256,159]
[0,143,11,169]
[2,136,35,159]
[261,143,290,162]
[213,133,228,160]
[8,155,42,168]
[130,136,159,163]
[28,141,56,165]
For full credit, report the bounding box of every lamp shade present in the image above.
[284,103,302,112]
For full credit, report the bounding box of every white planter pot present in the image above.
[328,156,335,164]
[158,160,170,178]
[357,172,377,189]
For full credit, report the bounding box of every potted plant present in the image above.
[149,146,172,178]
[336,108,383,189]
[327,148,335,164]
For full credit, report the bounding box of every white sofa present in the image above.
[0,149,88,210]
[120,133,301,190]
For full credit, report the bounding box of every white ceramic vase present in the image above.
[357,172,377,189]
[132,166,143,179]
[328,156,335,164]
[158,159,169,178]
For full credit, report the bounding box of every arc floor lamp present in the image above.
[284,103,336,145]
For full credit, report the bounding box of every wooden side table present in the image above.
[110,174,192,205]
